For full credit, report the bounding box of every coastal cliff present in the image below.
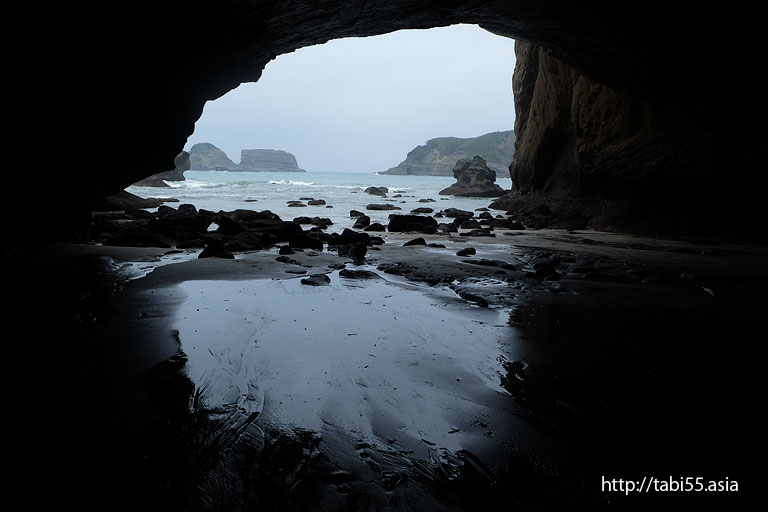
[189,143,240,171]
[381,131,514,177]
[239,149,306,172]
[189,143,306,172]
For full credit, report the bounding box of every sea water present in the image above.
[126,170,513,227]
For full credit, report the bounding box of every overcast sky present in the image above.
[184,24,516,173]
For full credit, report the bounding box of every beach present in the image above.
[5,210,765,510]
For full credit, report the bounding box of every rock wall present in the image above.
[491,41,732,235]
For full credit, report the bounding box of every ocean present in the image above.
[126,170,512,229]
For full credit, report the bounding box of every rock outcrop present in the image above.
[238,149,306,172]
[381,131,515,177]
[189,143,240,171]
[439,156,505,197]
[132,151,190,187]
[489,40,721,234]
[190,144,306,172]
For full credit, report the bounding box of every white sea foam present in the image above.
[268,179,316,186]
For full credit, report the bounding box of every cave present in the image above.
[5,2,764,511]
[11,0,762,240]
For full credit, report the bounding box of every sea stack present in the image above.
[239,149,306,172]
[439,156,506,197]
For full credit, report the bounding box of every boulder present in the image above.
[364,186,388,196]
[366,204,401,211]
[353,215,371,229]
[301,274,331,286]
[439,156,505,197]
[387,215,438,232]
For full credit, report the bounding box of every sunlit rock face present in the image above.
[24,1,761,237]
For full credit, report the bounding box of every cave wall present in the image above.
[491,40,722,234]
[10,1,763,240]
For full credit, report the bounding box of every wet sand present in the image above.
[4,229,766,510]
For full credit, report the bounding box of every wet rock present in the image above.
[490,218,525,230]
[339,269,380,279]
[301,274,331,286]
[102,229,174,248]
[349,210,365,218]
[307,199,326,205]
[364,186,388,196]
[418,198,436,203]
[363,223,385,232]
[338,242,367,261]
[468,229,495,237]
[456,247,476,256]
[288,234,324,251]
[198,239,234,259]
[366,204,401,211]
[442,208,473,218]
[421,225,438,234]
[353,215,371,229]
[437,223,458,233]
[223,231,267,251]
[330,228,371,247]
[460,219,483,229]
[387,215,438,232]
[215,214,246,235]
[411,207,434,214]
[278,245,294,255]
[176,238,206,249]
[457,290,489,307]
[428,243,446,248]
[403,237,427,246]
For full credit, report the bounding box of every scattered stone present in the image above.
[411,207,434,214]
[364,186,389,196]
[456,247,476,256]
[339,269,380,279]
[199,239,234,259]
[278,245,294,255]
[350,210,365,218]
[308,199,326,205]
[442,208,473,218]
[428,243,446,248]
[403,237,427,246]
[364,223,385,232]
[353,215,371,229]
[224,231,267,251]
[288,234,324,251]
[387,215,438,232]
[301,274,331,286]
[366,204,401,211]
[338,242,368,261]
[418,198,436,203]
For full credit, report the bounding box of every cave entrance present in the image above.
[130,24,517,222]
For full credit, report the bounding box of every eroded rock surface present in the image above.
[439,155,505,197]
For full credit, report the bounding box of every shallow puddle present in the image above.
[173,271,536,460]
